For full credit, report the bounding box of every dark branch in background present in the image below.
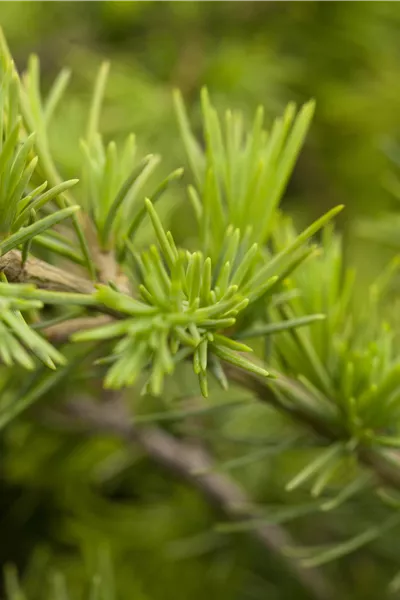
[226,366,338,441]
[227,367,400,493]
[8,251,331,598]
[44,397,333,600]
[3,243,334,595]
[6,240,400,597]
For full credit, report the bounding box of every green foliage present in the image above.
[74,212,269,395]
[268,224,400,441]
[0,46,337,398]
[3,6,400,600]
[71,195,340,396]
[4,559,115,600]
[0,282,65,369]
[80,63,184,252]
[174,88,316,258]
[0,53,79,254]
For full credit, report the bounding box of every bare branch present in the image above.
[0,249,95,294]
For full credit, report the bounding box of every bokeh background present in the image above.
[2,2,400,599]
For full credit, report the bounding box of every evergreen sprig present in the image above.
[74,200,271,396]
[73,198,341,396]
[268,224,400,444]
[0,281,65,369]
[0,43,344,398]
[0,53,79,256]
[3,560,114,600]
[174,87,316,258]
[0,35,344,451]
[81,63,184,252]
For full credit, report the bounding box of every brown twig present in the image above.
[0,250,123,318]
[83,218,132,294]
[47,397,333,600]
[0,249,95,294]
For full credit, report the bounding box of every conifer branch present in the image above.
[1,30,396,591]
[6,245,400,500]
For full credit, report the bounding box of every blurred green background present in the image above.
[2,2,400,599]
[5,0,400,220]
